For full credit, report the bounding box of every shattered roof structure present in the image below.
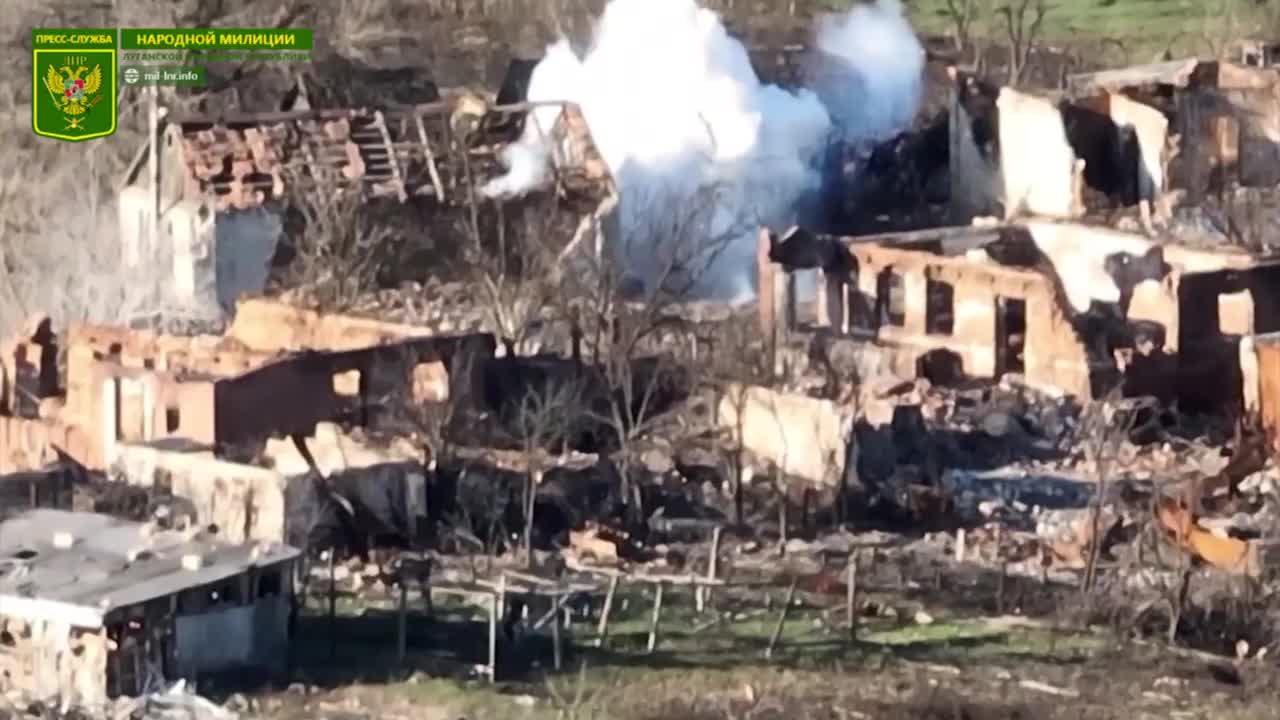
[0,510,299,628]
[1066,57,1279,93]
[125,90,615,213]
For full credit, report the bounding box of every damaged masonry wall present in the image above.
[758,221,1280,415]
[110,422,424,548]
[951,60,1280,224]
[0,618,109,709]
[0,298,495,552]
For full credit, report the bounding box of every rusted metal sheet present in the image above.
[1156,497,1258,576]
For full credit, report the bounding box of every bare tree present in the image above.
[327,0,417,62]
[1077,391,1150,594]
[511,378,586,565]
[1197,0,1247,60]
[556,181,744,524]
[280,172,398,312]
[943,0,985,55]
[456,192,565,356]
[997,0,1048,87]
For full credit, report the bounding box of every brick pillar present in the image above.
[817,269,846,332]
[772,269,793,378]
[757,227,775,338]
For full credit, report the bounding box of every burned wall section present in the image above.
[1061,91,1169,211]
[1175,263,1280,414]
[762,222,1275,419]
[1065,60,1280,211]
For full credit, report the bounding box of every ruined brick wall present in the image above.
[226,298,432,352]
[849,244,1092,397]
[109,444,289,544]
[0,416,93,474]
[225,298,495,410]
[1182,63,1280,192]
[1234,80,1280,186]
[0,619,110,708]
[0,321,58,418]
[65,325,276,377]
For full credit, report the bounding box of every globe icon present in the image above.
[124,67,139,85]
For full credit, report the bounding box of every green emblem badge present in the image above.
[32,29,117,142]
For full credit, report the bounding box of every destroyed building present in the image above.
[760,221,1280,408]
[0,297,498,546]
[719,57,1280,489]
[0,510,299,706]
[951,59,1280,227]
[776,56,1280,410]
[117,64,619,313]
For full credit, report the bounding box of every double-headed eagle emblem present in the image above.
[43,64,103,130]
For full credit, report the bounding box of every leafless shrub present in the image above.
[545,660,608,720]
[326,0,416,63]
[997,0,1048,87]
[279,174,399,312]
[456,192,566,356]
[1076,391,1150,595]
[1198,0,1248,60]
[943,0,986,55]
[554,182,742,522]
[511,378,586,564]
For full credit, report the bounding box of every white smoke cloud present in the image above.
[483,0,925,303]
[811,0,925,147]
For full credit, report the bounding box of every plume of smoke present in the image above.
[483,0,925,303]
[484,0,830,303]
[810,0,925,149]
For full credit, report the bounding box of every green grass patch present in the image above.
[903,0,1267,61]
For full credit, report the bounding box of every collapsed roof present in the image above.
[122,57,617,215]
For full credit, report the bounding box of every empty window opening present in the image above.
[848,288,876,333]
[165,406,180,433]
[332,370,360,397]
[257,570,283,598]
[1218,289,1252,337]
[996,296,1026,376]
[876,268,906,328]
[925,279,955,335]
